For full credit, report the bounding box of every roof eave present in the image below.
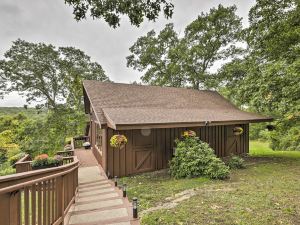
[111,118,273,130]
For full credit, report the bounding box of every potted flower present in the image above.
[53,155,64,166]
[110,134,128,149]
[32,154,62,170]
[182,130,196,138]
[233,126,243,135]
[83,142,91,149]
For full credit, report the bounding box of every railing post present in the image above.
[61,175,65,225]
[0,191,21,225]
[56,176,65,225]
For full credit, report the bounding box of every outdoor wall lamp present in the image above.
[114,176,118,187]
[122,184,127,197]
[133,197,138,219]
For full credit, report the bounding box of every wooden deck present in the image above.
[65,149,140,225]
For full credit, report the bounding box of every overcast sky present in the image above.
[0,0,255,107]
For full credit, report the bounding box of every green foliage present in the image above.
[64,0,174,28]
[217,0,300,151]
[204,157,231,179]
[127,5,243,89]
[0,39,109,110]
[269,113,300,151]
[226,155,245,169]
[0,107,46,119]
[0,148,7,164]
[249,123,269,140]
[0,40,110,157]
[0,166,16,176]
[8,152,25,167]
[170,137,230,180]
[247,0,299,62]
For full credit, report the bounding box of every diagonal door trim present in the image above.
[135,150,152,170]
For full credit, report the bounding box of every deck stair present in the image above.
[66,150,139,225]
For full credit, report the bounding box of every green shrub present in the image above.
[204,157,231,179]
[169,137,230,179]
[0,148,7,164]
[0,167,16,176]
[226,155,245,169]
[8,152,26,167]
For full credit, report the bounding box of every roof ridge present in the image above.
[83,80,217,93]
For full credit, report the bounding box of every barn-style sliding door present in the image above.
[132,129,155,174]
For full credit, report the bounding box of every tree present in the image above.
[127,5,243,89]
[64,0,174,28]
[218,0,300,151]
[0,39,109,110]
[0,40,110,154]
[127,23,185,87]
[247,0,299,62]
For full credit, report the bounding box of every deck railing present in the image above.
[0,156,79,225]
[73,136,89,149]
[15,154,32,173]
[15,138,76,174]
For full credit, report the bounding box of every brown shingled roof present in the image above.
[83,80,272,129]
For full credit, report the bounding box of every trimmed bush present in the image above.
[170,137,230,179]
[226,155,245,169]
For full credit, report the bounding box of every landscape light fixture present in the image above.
[114,176,118,187]
[132,197,138,219]
[122,184,127,197]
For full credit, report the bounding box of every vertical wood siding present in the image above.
[104,124,249,177]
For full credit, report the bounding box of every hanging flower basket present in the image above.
[182,130,196,138]
[233,127,243,136]
[110,134,128,149]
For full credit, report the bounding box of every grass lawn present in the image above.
[121,141,300,225]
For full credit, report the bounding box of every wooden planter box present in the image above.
[32,165,58,170]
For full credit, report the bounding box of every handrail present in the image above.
[0,157,79,193]
[0,156,79,225]
[0,164,79,194]
[0,157,79,186]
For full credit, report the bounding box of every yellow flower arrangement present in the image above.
[182,130,196,138]
[110,134,128,148]
[233,127,243,135]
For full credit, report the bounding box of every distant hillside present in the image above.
[0,107,46,119]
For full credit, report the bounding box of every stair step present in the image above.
[68,208,129,224]
[79,183,112,192]
[78,187,115,197]
[73,199,124,212]
[79,180,110,188]
[107,222,131,225]
[76,192,120,203]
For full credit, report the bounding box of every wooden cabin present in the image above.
[83,81,272,177]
